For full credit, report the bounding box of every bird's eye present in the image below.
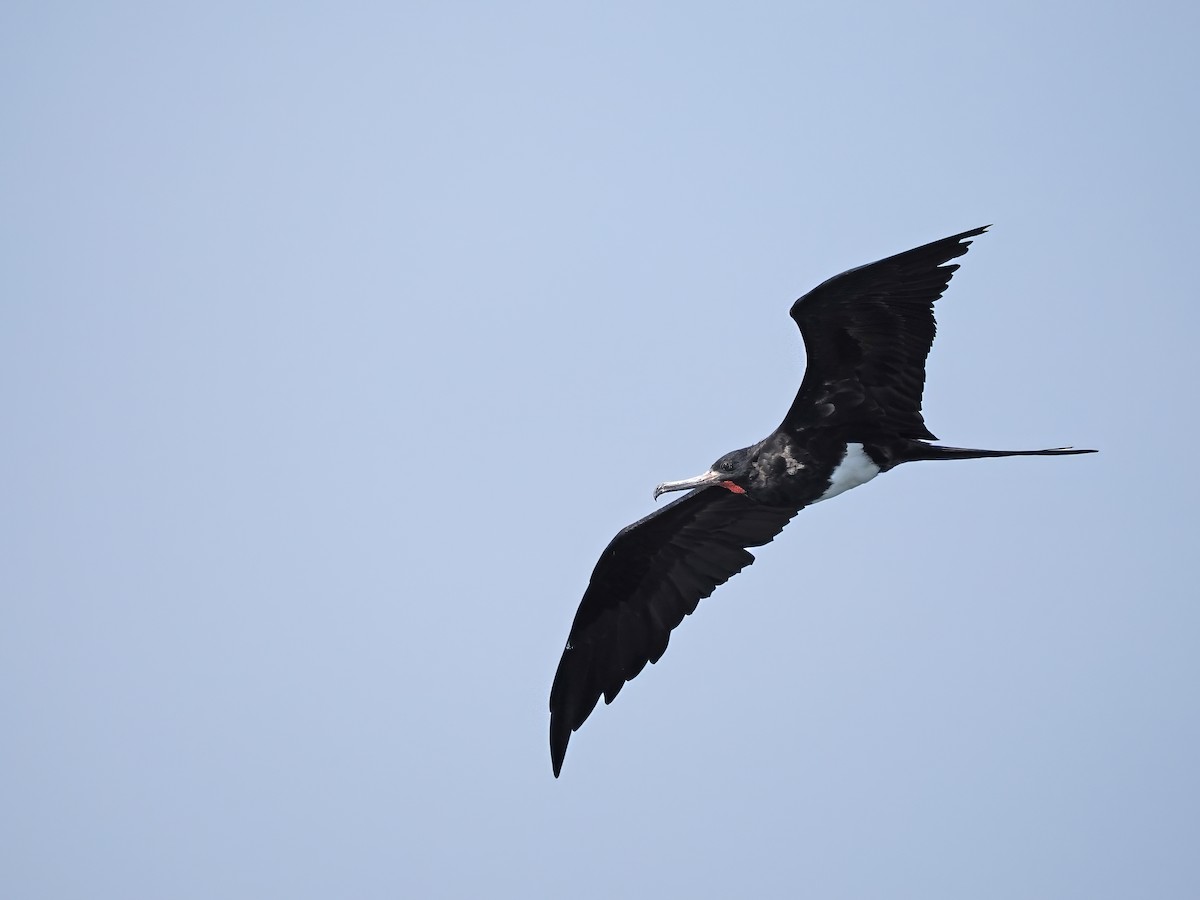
[721,461,734,472]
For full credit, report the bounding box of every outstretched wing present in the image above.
[550,488,797,776]
[783,225,990,440]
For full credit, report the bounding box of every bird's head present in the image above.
[653,446,754,500]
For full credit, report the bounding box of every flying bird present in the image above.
[549,226,1094,777]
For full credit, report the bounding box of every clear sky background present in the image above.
[4,3,1198,898]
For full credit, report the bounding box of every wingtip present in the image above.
[550,717,569,778]
[957,224,992,243]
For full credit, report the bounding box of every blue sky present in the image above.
[3,3,1198,898]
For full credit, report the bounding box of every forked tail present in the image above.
[901,442,1097,463]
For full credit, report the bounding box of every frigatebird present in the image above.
[549,226,1093,777]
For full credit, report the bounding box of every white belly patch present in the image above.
[816,443,881,502]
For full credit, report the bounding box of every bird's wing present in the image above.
[549,488,797,776]
[783,225,990,440]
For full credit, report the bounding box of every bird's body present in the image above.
[549,226,1094,777]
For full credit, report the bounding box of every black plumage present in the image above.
[549,226,1094,777]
